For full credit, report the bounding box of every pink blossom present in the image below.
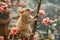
[2,5,8,10]
[48,34,55,39]
[0,36,4,40]
[11,27,18,35]
[5,0,11,5]
[32,32,39,40]
[42,17,51,25]
[0,1,2,6]
[18,1,24,6]
[39,10,45,16]
[0,7,3,13]
[11,3,15,7]
[53,28,57,32]
[5,0,10,3]
[49,34,55,37]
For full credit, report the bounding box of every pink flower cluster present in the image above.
[32,32,39,40]
[42,17,51,25]
[0,1,2,6]
[0,2,8,13]
[10,3,16,7]
[0,36,4,40]
[5,0,24,7]
[11,27,18,35]
[0,6,8,13]
[17,1,24,6]
[5,0,11,3]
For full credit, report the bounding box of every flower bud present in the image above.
[18,1,24,6]
[39,10,45,16]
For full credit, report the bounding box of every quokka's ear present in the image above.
[18,8,24,14]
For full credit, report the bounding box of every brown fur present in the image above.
[16,11,35,38]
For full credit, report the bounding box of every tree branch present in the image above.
[30,0,42,40]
